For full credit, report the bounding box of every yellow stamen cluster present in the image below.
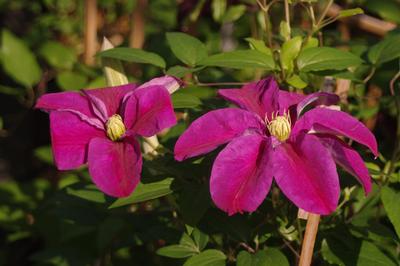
[106,114,126,141]
[266,111,291,142]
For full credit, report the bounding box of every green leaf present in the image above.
[0,84,24,97]
[222,5,246,23]
[279,21,291,40]
[172,93,202,109]
[245,38,272,55]
[184,249,226,266]
[199,50,275,70]
[286,74,307,89]
[338,8,364,18]
[97,47,166,68]
[281,36,302,72]
[157,232,199,258]
[109,178,174,208]
[39,41,76,69]
[381,186,400,238]
[211,0,227,22]
[192,229,209,251]
[368,34,400,65]
[66,185,106,203]
[56,71,88,91]
[297,47,363,72]
[303,37,319,50]
[357,241,397,266]
[166,65,204,78]
[166,32,208,67]
[237,249,289,266]
[34,146,53,164]
[157,245,198,258]
[365,0,400,24]
[0,30,42,87]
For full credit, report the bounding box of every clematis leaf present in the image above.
[237,249,289,266]
[97,47,166,68]
[222,5,246,23]
[0,30,42,88]
[39,41,77,70]
[281,36,302,73]
[108,178,174,208]
[183,249,226,266]
[157,245,198,258]
[381,186,400,238]
[157,233,199,258]
[199,50,275,70]
[166,32,208,67]
[66,184,106,203]
[211,0,227,22]
[245,38,272,55]
[338,8,364,18]
[368,34,400,65]
[297,47,363,72]
[56,71,88,91]
[172,93,202,109]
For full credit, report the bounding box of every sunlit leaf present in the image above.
[199,50,275,70]
[109,178,174,208]
[97,48,166,68]
[39,41,76,69]
[0,30,42,87]
[183,249,226,266]
[381,186,400,238]
[166,32,208,67]
[297,47,363,72]
[368,34,400,65]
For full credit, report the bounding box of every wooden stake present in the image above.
[84,0,98,65]
[129,0,147,49]
[299,213,320,266]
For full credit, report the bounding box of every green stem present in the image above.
[316,0,333,28]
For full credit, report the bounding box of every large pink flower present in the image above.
[175,77,377,215]
[36,76,180,197]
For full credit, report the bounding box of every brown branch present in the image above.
[84,0,98,65]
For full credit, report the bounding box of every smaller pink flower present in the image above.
[175,77,377,215]
[36,76,180,197]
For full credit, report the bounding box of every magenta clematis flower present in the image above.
[175,77,377,215]
[36,76,180,197]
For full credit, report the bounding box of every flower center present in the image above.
[106,114,126,141]
[266,111,291,142]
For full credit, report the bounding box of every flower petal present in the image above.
[278,90,306,112]
[218,77,279,118]
[210,134,273,215]
[292,107,378,156]
[88,137,142,197]
[137,75,181,94]
[124,85,176,137]
[50,112,105,170]
[296,92,339,117]
[318,135,372,194]
[272,133,340,215]
[35,91,103,129]
[174,108,264,161]
[83,83,137,117]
